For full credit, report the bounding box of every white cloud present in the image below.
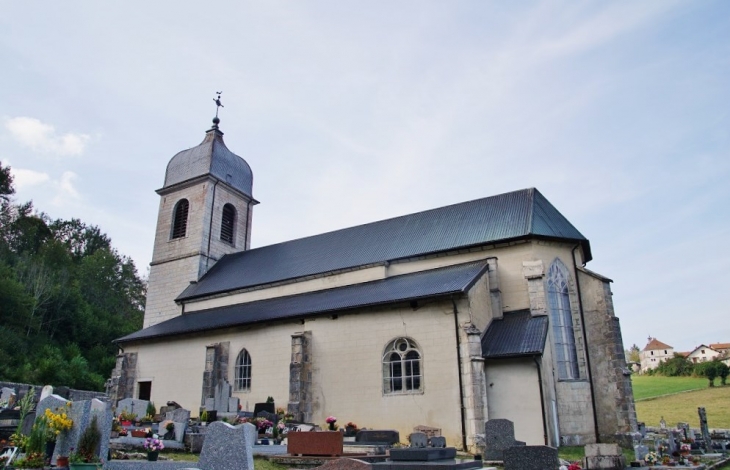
[11,167,51,189]
[52,171,81,206]
[5,117,90,156]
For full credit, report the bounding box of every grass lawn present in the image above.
[635,384,730,428]
[631,375,708,401]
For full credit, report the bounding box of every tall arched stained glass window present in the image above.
[547,259,580,380]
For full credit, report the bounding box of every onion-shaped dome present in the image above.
[163,118,253,198]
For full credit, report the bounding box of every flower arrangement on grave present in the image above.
[13,451,45,468]
[69,416,102,463]
[644,451,658,465]
[680,443,691,453]
[657,443,668,456]
[44,403,73,442]
[166,422,175,432]
[662,455,671,465]
[118,410,136,424]
[326,416,337,431]
[276,420,288,436]
[144,436,165,452]
[567,464,582,470]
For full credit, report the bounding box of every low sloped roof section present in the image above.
[179,188,589,301]
[117,261,489,344]
[482,310,549,359]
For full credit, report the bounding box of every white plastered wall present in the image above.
[125,299,468,446]
[485,358,545,445]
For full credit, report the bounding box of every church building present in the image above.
[112,116,637,450]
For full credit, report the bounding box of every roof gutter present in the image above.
[572,244,600,443]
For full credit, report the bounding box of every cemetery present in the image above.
[2,382,730,469]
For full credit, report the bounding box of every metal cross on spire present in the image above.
[214,91,224,118]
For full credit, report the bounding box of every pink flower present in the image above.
[326,416,337,424]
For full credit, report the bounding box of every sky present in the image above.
[1,1,728,353]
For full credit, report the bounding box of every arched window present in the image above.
[220,203,236,244]
[171,199,189,239]
[383,337,422,394]
[547,259,580,380]
[234,349,252,391]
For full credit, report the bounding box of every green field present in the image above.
[632,376,730,428]
[631,375,707,400]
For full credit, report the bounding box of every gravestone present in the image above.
[204,398,215,411]
[355,429,400,445]
[256,410,278,424]
[389,447,457,461]
[678,422,690,440]
[503,445,559,470]
[228,397,240,413]
[698,407,712,450]
[408,432,428,448]
[253,402,275,416]
[118,397,149,420]
[667,431,680,454]
[583,443,625,470]
[637,422,646,438]
[634,443,648,462]
[197,421,256,470]
[483,419,525,461]
[431,436,447,448]
[166,407,191,424]
[39,385,54,402]
[45,398,112,465]
[0,387,16,406]
[213,381,232,412]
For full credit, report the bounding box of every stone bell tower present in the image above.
[143,115,258,328]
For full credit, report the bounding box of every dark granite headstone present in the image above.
[198,421,256,470]
[356,429,400,445]
[256,410,278,423]
[408,432,427,448]
[483,418,523,461]
[431,436,447,448]
[253,402,275,416]
[503,445,559,470]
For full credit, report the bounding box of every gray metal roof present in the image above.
[178,188,589,301]
[163,124,253,198]
[117,261,489,344]
[481,310,549,359]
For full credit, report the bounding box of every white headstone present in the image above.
[39,385,54,402]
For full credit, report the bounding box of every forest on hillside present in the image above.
[0,163,145,391]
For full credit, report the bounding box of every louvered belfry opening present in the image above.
[221,203,236,244]
[171,199,189,239]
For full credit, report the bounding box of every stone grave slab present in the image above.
[633,443,648,462]
[390,448,457,461]
[356,429,400,445]
[314,458,373,470]
[483,418,524,461]
[198,421,255,470]
[431,436,446,448]
[503,445,559,470]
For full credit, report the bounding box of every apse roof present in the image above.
[178,187,590,301]
[116,260,489,344]
[481,310,549,359]
[163,120,254,198]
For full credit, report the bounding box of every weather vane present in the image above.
[214,91,224,118]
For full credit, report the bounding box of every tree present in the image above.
[716,361,729,386]
[656,353,694,376]
[626,344,641,364]
[696,361,719,387]
[0,163,14,201]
